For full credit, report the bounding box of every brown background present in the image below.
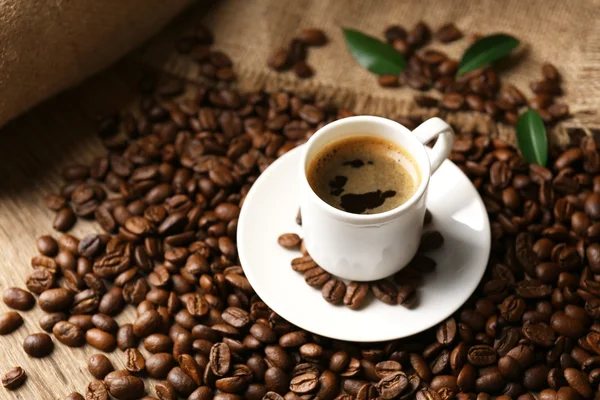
[1,0,600,398]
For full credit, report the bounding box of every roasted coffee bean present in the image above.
[304,267,331,288]
[564,367,592,398]
[3,287,35,310]
[371,280,398,305]
[23,333,54,357]
[397,285,416,306]
[133,309,162,337]
[375,371,408,399]
[289,371,318,394]
[294,61,314,79]
[53,207,76,231]
[436,318,457,345]
[92,313,118,334]
[440,93,464,110]
[210,342,231,376]
[1,366,26,390]
[291,256,317,272]
[37,235,59,256]
[467,344,497,366]
[329,351,350,373]
[167,367,197,396]
[278,233,301,248]
[99,287,125,316]
[85,380,108,400]
[155,381,177,400]
[144,333,172,353]
[343,282,369,310]
[124,348,145,373]
[475,371,505,393]
[407,21,430,47]
[53,321,85,347]
[299,343,323,362]
[298,28,327,46]
[0,311,23,335]
[523,364,550,391]
[88,354,114,379]
[39,288,74,313]
[384,25,407,42]
[250,323,277,343]
[25,268,55,295]
[435,23,462,42]
[551,312,586,338]
[144,353,174,381]
[107,374,145,399]
[117,324,138,351]
[86,328,117,352]
[523,321,555,346]
[321,279,346,304]
[378,75,400,88]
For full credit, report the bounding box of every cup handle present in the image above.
[412,117,455,174]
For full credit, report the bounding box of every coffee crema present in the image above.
[307,136,420,214]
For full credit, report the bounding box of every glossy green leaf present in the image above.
[342,28,406,75]
[516,109,548,166]
[457,34,520,77]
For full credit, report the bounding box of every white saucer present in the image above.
[238,146,490,342]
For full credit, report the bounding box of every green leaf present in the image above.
[516,109,548,166]
[342,28,406,75]
[457,34,520,77]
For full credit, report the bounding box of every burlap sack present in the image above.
[132,0,600,145]
[0,0,191,127]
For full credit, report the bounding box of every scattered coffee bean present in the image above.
[88,354,114,380]
[378,74,400,88]
[3,287,35,310]
[106,373,145,399]
[0,311,23,335]
[86,380,108,400]
[1,366,26,390]
[124,348,145,373]
[37,235,59,256]
[343,282,369,310]
[321,279,346,305]
[23,333,54,358]
[53,321,85,347]
[86,328,117,352]
[277,233,301,249]
[435,23,463,43]
[298,28,327,46]
[146,353,174,379]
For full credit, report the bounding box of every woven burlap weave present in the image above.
[134,0,600,145]
[0,0,191,127]
[2,0,600,145]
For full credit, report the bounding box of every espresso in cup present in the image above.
[306,136,420,214]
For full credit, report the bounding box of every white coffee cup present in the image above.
[299,116,455,281]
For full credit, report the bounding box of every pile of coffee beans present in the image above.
[279,221,444,309]
[383,21,570,127]
[264,21,569,128]
[175,25,236,83]
[1,25,599,400]
[267,28,328,79]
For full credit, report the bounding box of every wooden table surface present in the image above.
[0,60,152,399]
